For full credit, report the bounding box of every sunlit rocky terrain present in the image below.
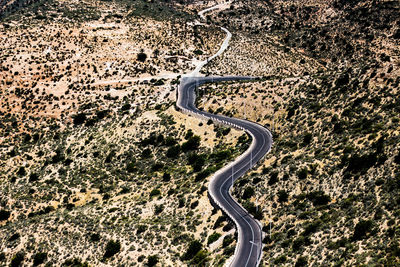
[1,0,399,266]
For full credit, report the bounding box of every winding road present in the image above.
[176,2,273,267]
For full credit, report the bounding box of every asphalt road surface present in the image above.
[177,76,273,267]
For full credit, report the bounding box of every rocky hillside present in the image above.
[197,0,400,266]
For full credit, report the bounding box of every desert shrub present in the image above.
[242,187,255,199]
[17,166,26,176]
[137,52,147,62]
[345,153,377,174]
[104,240,121,258]
[0,209,11,221]
[242,201,263,220]
[182,240,202,260]
[137,225,147,234]
[64,258,89,266]
[8,233,20,242]
[33,252,47,266]
[150,189,161,197]
[297,168,308,180]
[166,145,181,158]
[191,250,209,265]
[213,216,226,229]
[268,171,279,185]
[147,255,158,267]
[185,129,194,139]
[73,113,86,125]
[394,151,400,164]
[302,220,321,236]
[207,232,222,245]
[303,132,312,145]
[223,246,235,255]
[278,190,289,203]
[190,201,199,209]
[10,252,24,267]
[104,151,115,163]
[165,136,177,146]
[182,136,201,152]
[306,191,331,206]
[275,255,287,264]
[96,110,108,120]
[126,161,137,173]
[154,204,164,215]
[295,256,308,267]
[211,150,232,162]
[151,162,164,171]
[90,233,100,242]
[121,103,131,111]
[29,173,39,182]
[292,236,311,251]
[162,172,171,182]
[142,148,152,158]
[195,167,216,182]
[222,223,233,232]
[188,153,206,172]
[352,220,373,240]
[194,49,203,55]
[222,235,234,247]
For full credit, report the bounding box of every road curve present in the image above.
[177,76,273,267]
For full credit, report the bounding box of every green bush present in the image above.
[147,255,158,267]
[33,252,47,266]
[104,240,121,258]
[10,252,24,267]
[268,171,279,185]
[278,190,289,203]
[295,256,308,267]
[352,220,373,240]
[137,52,147,62]
[150,189,161,197]
[73,113,86,125]
[162,172,171,182]
[126,161,137,173]
[90,233,100,242]
[306,191,331,206]
[297,168,308,180]
[166,145,181,158]
[191,250,208,265]
[182,240,202,260]
[207,232,222,245]
[64,258,89,267]
[142,148,152,158]
[275,255,287,264]
[0,209,10,221]
[182,136,201,152]
[222,235,234,247]
[242,187,255,199]
[137,225,147,234]
[188,153,206,172]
